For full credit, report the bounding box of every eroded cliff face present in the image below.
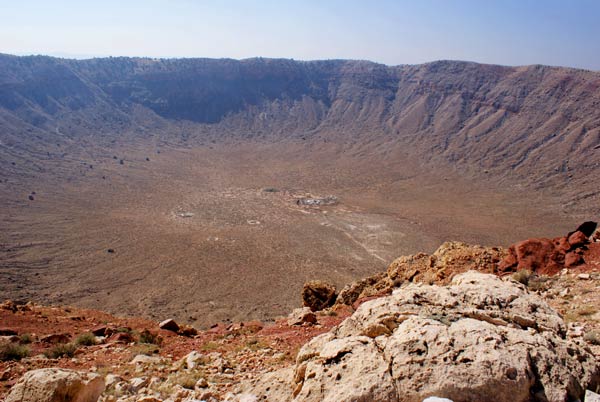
[1,55,599,212]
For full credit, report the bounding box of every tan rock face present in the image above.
[302,280,337,312]
[387,241,506,285]
[245,272,600,402]
[6,368,105,402]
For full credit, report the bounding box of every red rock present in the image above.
[572,221,597,237]
[568,231,588,249]
[499,223,598,276]
[40,333,71,344]
[110,332,134,343]
[565,252,584,267]
[499,238,563,275]
[178,325,198,337]
[91,326,108,336]
[159,318,179,332]
[553,236,571,253]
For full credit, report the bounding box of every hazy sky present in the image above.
[2,0,599,70]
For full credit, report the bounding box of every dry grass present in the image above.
[44,343,77,359]
[75,332,97,346]
[0,342,30,361]
[511,270,532,285]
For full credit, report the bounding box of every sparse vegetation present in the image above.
[19,333,33,344]
[44,343,77,359]
[130,343,160,356]
[200,341,220,351]
[168,370,205,390]
[0,342,30,361]
[511,270,532,285]
[576,305,598,317]
[139,329,162,345]
[75,332,97,346]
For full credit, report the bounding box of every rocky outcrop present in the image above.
[242,272,600,402]
[499,222,597,275]
[387,241,506,285]
[5,368,105,402]
[335,241,505,307]
[302,281,337,312]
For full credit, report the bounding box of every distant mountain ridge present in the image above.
[1,54,599,213]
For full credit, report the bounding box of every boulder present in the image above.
[565,251,584,267]
[287,307,318,326]
[499,238,564,275]
[5,368,105,402]
[302,281,336,311]
[568,231,589,249]
[243,272,600,402]
[90,326,108,336]
[40,333,71,344]
[500,222,597,275]
[178,324,198,337]
[159,318,179,332]
[572,221,598,238]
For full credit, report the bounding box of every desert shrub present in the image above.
[139,329,162,345]
[75,332,96,346]
[511,270,532,285]
[130,343,160,357]
[0,342,30,361]
[263,187,279,193]
[19,333,33,344]
[44,343,77,359]
[584,331,600,345]
[200,341,219,351]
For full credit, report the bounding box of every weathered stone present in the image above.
[302,280,336,311]
[565,251,584,267]
[336,272,392,306]
[159,318,179,332]
[243,272,600,402]
[586,389,600,402]
[90,326,108,336]
[573,221,598,238]
[110,331,134,343]
[129,376,148,392]
[195,377,209,388]
[40,333,71,344]
[500,223,596,275]
[5,368,104,402]
[287,307,317,326]
[182,350,205,370]
[387,242,505,285]
[177,324,198,337]
[568,230,589,249]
